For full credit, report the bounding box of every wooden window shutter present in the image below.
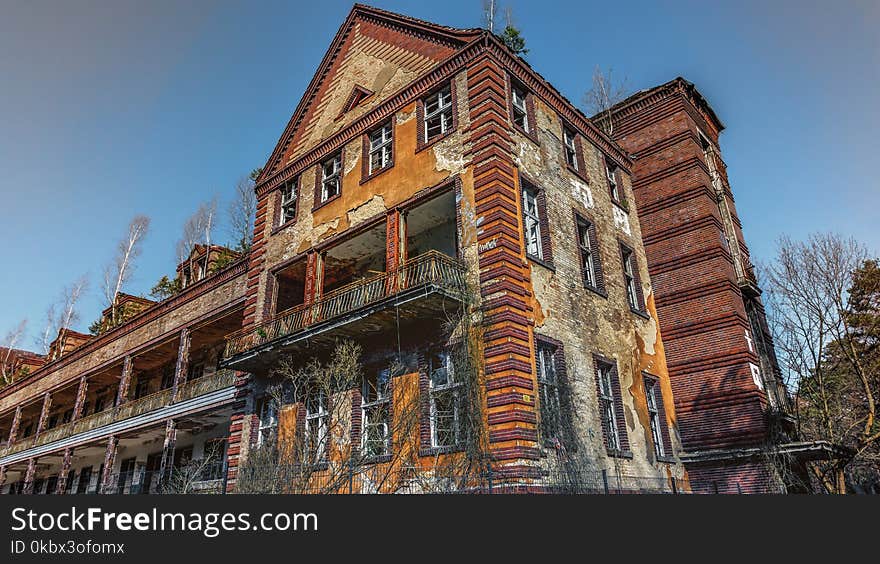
[589,221,605,293]
[610,363,630,452]
[536,187,554,265]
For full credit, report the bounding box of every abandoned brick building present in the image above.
[0,5,801,494]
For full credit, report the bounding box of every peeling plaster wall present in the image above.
[258,71,473,324]
[512,98,685,480]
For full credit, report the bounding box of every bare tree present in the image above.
[481,0,498,32]
[763,233,877,493]
[38,276,88,358]
[1,319,28,386]
[228,175,256,253]
[177,198,218,283]
[584,66,630,136]
[103,215,150,326]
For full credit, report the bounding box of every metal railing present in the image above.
[0,370,236,459]
[224,250,467,359]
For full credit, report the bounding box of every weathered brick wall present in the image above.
[512,95,685,479]
[609,79,780,491]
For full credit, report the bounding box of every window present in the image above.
[362,368,391,457]
[93,393,107,414]
[320,153,342,203]
[511,84,529,132]
[423,87,453,142]
[368,122,393,175]
[160,363,175,390]
[563,126,579,170]
[596,360,622,452]
[64,470,77,494]
[620,244,645,312]
[644,375,671,460]
[188,362,204,381]
[133,376,150,400]
[428,351,464,448]
[76,467,92,494]
[47,414,58,430]
[576,214,603,291]
[605,157,621,203]
[304,390,329,462]
[536,342,563,444]
[280,179,297,224]
[522,183,545,260]
[256,397,278,446]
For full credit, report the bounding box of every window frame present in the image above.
[536,341,563,446]
[417,84,456,151]
[279,178,298,226]
[594,355,630,457]
[643,373,674,462]
[313,151,344,211]
[256,396,278,447]
[428,350,465,449]
[604,156,625,208]
[361,120,394,183]
[619,242,647,314]
[361,367,392,459]
[574,212,605,295]
[520,175,554,267]
[304,389,329,463]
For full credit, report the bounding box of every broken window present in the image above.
[256,396,278,447]
[620,243,645,312]
[320,153,342,203]
[305,390,329,462]
[644,376,668,459]
[428,351,464,448]
[596,360,621,452]
[280,178,297,224]
[423,86,453,142]
[511,84,529,132]
[368,122,393,175]
[522,184,543,260]
[576,215,602,290]
[76,466,92,494]
[563,126,579,170]
[362,367,391,457]
[188,362,204,381]
[605,157,621,204]
[536,342,563,444]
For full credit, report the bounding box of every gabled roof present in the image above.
[258,4,482,183]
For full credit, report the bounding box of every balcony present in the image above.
[0,370,236,463]
[222,251,467,370]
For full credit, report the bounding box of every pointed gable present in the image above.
[262,4,481,180]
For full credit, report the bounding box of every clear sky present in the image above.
[1,0,878,347]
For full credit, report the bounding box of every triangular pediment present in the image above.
[261,5,482,181]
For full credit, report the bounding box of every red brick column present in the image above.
[56,448,74,494]
[22,458,36,494]
[34,392,52,440]
[7,405,22,446]
[115,356,133,407]
[99,435,118,494]
[466,54,539,478]
[171,328,191,401]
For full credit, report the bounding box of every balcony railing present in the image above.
[0,370,236,459]
[223,250,467,360]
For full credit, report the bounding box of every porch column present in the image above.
[304,251,323,304]
[115,356,133,407]
[22,458,36,494]
[99,435,118,494]
[157,419,177,490]
[72,375,88,421]
[56,448,74,494]
[0,465,7,488]
[34,392,52,440]
[170,328,191,402]
[6,406,22,445]
[385,209,405,293]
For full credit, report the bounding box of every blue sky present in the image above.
[1,0,878,347]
